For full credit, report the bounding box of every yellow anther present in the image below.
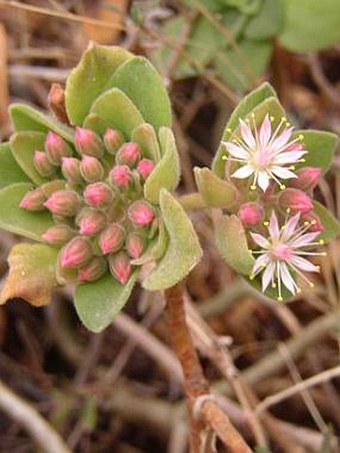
[282,116,287,122]
[280,184,286,190]
[298,134,304,140]
[226,128,232,132]
[251,112,255,117]
[278,296,283,302]
[319,239,324,245]
[309,282,315,288]
[286,122,291,127]
[272,283,277,288]
[249,275,255,281]
[250,185,257,191]
[321,252,327,256]
[296,287,302,294]
[221,155,227,161]
[263,221,269,226]
[286,208,291,214]
[290,165,296,170]
[315,266,320,271]
[311,220,317,225]
[270,115,275,122]
[304,221,310,226]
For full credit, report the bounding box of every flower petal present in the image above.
[280,262,297,295]
[232,165,254,179]
[269,211,280,240]
[223,142,249,159]
[271,167,297,180]
[240,119,256,149]
[262,261,275,292]
[273,150,307,164]
[252,254,270,274]
[271,127,293,150]
[259,115,271,147]
[290,255,319,272]
[251,233,270,249]
[281,212,300,241]
[289,232,320,248]
[258,171,270,192]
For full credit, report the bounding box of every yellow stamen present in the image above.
[278,296,283,302]
[280,184,286,190]
[221,155,227,161]
[250,185,257,191]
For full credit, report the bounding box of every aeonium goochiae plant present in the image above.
[0,47,339,333]
[0,44,202,332]
[195,83,340,302]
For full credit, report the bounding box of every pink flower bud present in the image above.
[45,131,72,165]
[109,165,132,188]
[61,157,83,184]
[109,252,132,285]
[137,158,155,180]
[301,212,324,232]
[76,208,107,236]
[128,200,155,227]
[60,236,93,268]
[77,256,107,282]
[290,167,322,191]
[238,202,264,227]
[44,190,81,216]
[34,150,56,177]
[19,188,46,211]
[80,156,104,183]
[279,188,313,214]
[42,224,75,245]
[116,142,140,167]
[103,128,124,154]
[75,127,104,158]
[126,232,145,259]
[99,223,125,255]
[83,182,113,208]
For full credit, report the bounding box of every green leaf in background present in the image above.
[10,132,49,185]
[213,94,285,177]
[0,243,59,307]
[144,128,180,204]
[226,0,262,15]
[142,189,203,290]
[216,39,272,92]
[90,88,144,138]
[245,0,284,39]
[220,8,248,39]
[131,220,169,266]
[74,271,138,332]
[313,201,340,243]
[9,104,75,142]
[0,143,32,189]
[65,44,133,125]
[215,214,255,275]
[83,113,110,136]
[294,130,338,173]
[194,167,237,208]
[0,183,54,241]
[280,0,340,52]
[107,56,172,129]
[131,123,161,162]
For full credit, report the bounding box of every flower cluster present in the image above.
[221,113,326,300]
[20,127,157,285]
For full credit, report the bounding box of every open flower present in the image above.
[250,211,325,300]
[222,114,307,192]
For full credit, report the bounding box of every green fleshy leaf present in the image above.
[10,131,50,185]
[131,220,169,265]
[0,143,32,189]
[212,83,278,176]
[313,201,340,243]
[213,96,285,179]
[215,214,255,275]
[216,39,272,92]
[0,183,54,241]
[144,127,180,204]
[9,104,74,142]
[90,88,144,138]
[294,130,338,173]
[227,0,262,15]
[142,190,202,290]
[280,0,340,52]
[131,123,161,162]
[107,56,172,129]
[194,167,237,208]
[65,44,133,125]
[74,271,138,332]
[0,243,58,307]
[83,113,110,135]
[245,0,284,39]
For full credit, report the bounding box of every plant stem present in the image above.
[164,283,252,453]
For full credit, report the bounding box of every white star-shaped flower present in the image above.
[250,211,325,301]
[222,114,307,192]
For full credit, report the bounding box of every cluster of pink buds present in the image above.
[222,114,326,300]
[20,127,158,285]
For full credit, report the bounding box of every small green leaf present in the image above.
[227,0,262,15]
[245,0,284,39]
[107,56,172,129]
[142,190,202,290]
[0,143,32,189]
[131,220,169,265]
[213,96,285,177]
[0,183,54,241]
[144,127,180,204]
[90,88,144,138]
[10,131,50,185]
[74,271,138,332]
[0,243,58,307]
[9,104,74,142]
[280,0,340,52]
[131,123,161,162]
[65,44,133,125]
[215,215,255,275]
[83,113,110,135]
[194,167,237,208]
[212,83,278,176]
[313,201,340,243]
[294,130,338,173]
